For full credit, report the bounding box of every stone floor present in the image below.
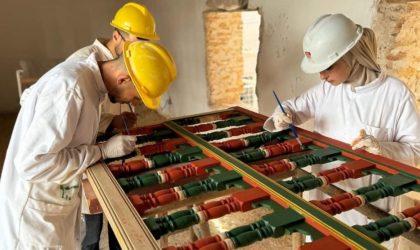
[163,206,293,249]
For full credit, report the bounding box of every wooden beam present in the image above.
[86,162,160,249]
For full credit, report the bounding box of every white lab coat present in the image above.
[264,76,420,226]
[67,39,128,220]
[0,53,105,249]
[67,39,113,62]
[66,39,119,133]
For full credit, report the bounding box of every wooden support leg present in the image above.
[292,232,304,250]
[292,192,304,249]
[158,212,169,248]
[188,201,211,241]
[192,222,211,240]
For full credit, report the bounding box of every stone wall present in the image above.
[373,0,420,108]
[374,4,420,249]
[204,11,244,108]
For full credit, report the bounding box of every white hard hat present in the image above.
[301,14,363,73]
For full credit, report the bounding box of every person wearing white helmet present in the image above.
[0,41,176,250]
[264,13,420,246]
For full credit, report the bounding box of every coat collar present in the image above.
[86,52,108,103]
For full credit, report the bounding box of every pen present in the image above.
[272,90,304,149]
[121,105,131,165]
[128,103,138,127]
[128,103,134,113]
[121,113,130,135]
[126,103,141,156]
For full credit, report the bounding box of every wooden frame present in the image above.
[86,106,420,249]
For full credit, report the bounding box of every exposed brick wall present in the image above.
[204,11,244,108]
[373,0,420,108]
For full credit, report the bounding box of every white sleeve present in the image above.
[380,92,420,167]
[14,89,102,184]
[264,83,323,131]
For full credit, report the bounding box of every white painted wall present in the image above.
[139,0,210,118]
[0,0,375,120]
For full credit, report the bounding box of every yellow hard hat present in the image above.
[123,41,177,110]
[110,2,160,40]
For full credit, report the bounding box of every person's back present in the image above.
[67,38,113,62]
[67,38,122,120]
[0,54,105,249]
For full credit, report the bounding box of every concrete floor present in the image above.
[0,113,17,175]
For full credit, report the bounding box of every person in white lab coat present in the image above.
[67,3,161,249]
[0,40,176,250]
[264,13,420,246]
[67,2,161,134]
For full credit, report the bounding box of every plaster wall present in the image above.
[139,0,210,118]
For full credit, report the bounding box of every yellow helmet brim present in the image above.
[123,41,176,110]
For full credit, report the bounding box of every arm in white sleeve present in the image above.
[379,93,420,167]
[14,90,102,184]
[264,83,323,131]
[380,142,420,167]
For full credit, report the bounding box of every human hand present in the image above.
[110,112,137,133]
[99,134,137,159]
[273,110,293,131]
[351,129,382,155]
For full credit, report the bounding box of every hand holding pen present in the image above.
[272,90,304,149]
[120,104,139,163]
